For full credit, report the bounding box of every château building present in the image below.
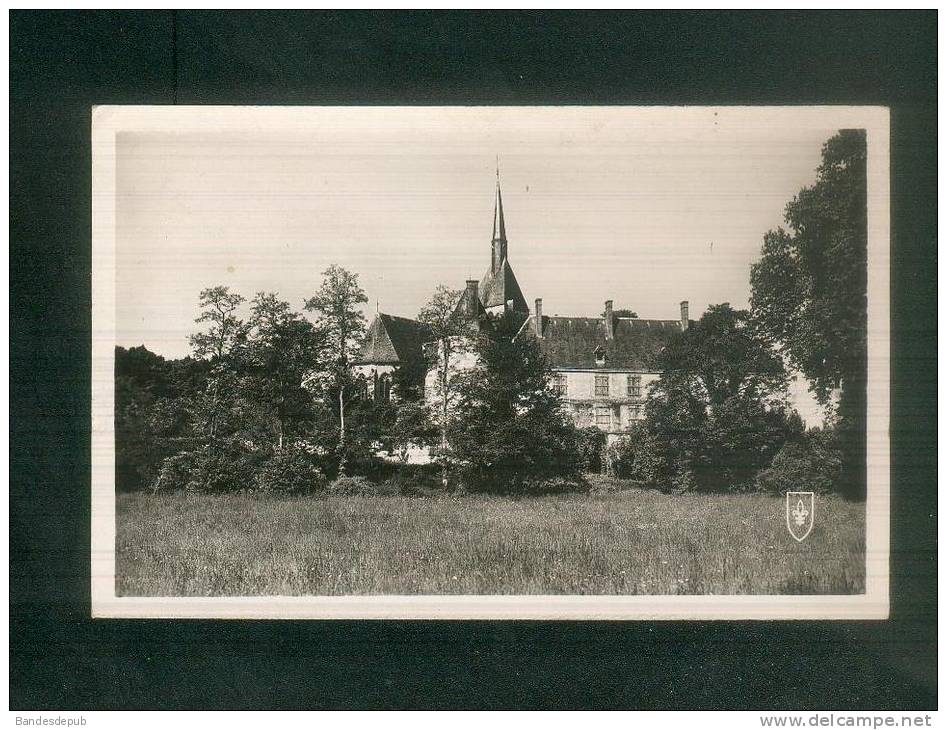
[354,168,690,444]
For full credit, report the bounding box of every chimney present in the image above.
[465,280,479,316]
[534,298,543,338]
[680,300,689,332]
[604,300,614,339]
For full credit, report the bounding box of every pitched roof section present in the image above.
[451,283,494,334]
[479,259,529,312]
[355,313,433,365]
[523,315,684,370]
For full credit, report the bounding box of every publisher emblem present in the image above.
[786,491,815,542]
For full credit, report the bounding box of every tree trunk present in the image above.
[277,378,286,452]
[338,387,347,476]
[440,345,450,488]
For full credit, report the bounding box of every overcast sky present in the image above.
[114,108,839,423]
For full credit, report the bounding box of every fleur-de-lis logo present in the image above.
[786,491,815,542]
[791,499,809,527]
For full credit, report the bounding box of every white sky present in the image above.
[114,107,840,425]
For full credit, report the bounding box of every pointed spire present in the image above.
[492,160,506,243]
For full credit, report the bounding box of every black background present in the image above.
[10,11,937,710]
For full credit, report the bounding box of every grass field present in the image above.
[115,487,865,596]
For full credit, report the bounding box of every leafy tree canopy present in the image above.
[750,129,867,404]
[450,330,581,493]
[188,286,247,362]
[602,307,638,318]
[644,304,800,491]
[304,265,367,373]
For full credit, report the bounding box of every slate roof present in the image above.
[355,313,433,365]
[451,284,494,334]
[478,259,529,312]
[521,315,685,370]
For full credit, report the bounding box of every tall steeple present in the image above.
[479,161,529,318]
[491,162,507,274]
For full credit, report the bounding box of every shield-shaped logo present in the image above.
[786,492,815,542]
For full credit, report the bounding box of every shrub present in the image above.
[151,451,201,494]
[382,463,443,496]
[150,441,262,494]
[327,475,377,497]
[346,455,399,482]
[575,426,607,473]
[670,464,697,494]
[755,428,842,494]
[253,448,328,495]
[584,473,639,494]
[520,474,589,495]
[605,429,647,479]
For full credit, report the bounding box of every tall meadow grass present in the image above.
[116,488,865,596]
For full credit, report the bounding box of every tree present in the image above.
[115,346,175,490]
[750,129,867,498]
[449,325,582,493]
[189,286,247,362]
[601,307,637,318]
[304,265,368,474]
[187,286,247,446]
[115,344,219,492]
[243,292,325,451]
[416,285,464,486]
[643,304,802,492]
[172,286,270,492]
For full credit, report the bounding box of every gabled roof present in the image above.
[451,284,494,334]
[521,315,685,370]
[478,258,529,312]
[355,313,433,365]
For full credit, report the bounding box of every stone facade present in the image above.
[551,369,661,442]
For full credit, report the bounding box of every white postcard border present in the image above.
[91,105,890,620]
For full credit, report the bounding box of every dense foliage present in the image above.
[117,269,392,494]
[750,129,867,499]
[117,231,849,497]
[304,265,369,475]
[630,304,804,492]
[575,427,608,473]
[448,321,584,493]
[754,425,842,495]
[115,346,207,491]
[416,285,465,486]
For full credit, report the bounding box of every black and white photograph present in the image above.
[11,8,937,716]
[91,106,889,619]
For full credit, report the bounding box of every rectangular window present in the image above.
[595,406,611,428]
[627,374,642,397]
[551,373,568,396]
[594,374,609,397]
[629,404,641,420]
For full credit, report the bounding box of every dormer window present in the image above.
[594,346,606,366]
